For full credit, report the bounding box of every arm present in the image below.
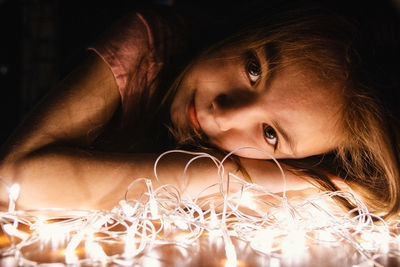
[0,52,314,211]
[0,52,123,209]
[0,53,232,210]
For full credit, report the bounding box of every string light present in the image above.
[0,147,399,266]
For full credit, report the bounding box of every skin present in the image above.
[171,48,344,159]
[0,50,337,210]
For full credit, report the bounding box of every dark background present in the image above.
[0,0,399,146]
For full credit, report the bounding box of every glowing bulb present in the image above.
[120,200,135,217]
[360,231,389,253]
[149,198,159,219]
[352,260,374,267]
[90,214,110,230]
[0,149,398,266]
[9,184,20,201]
[124,223,138,258]
[174,218,189,231]
[208,202,220,229]
[239,191,258,211]
[223,230,237,267]
[8,183,20,212]
[270,257,280,267]
[2,224,29,240]
[65,232,84,264]
[250,229,274,254]
[224,242,237,267]
[36,222,71,249]
[281,229,307,261]
[314,229,337,242]
[144,179,160,219]
[85,236,107,263]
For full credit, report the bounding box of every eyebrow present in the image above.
[271,119,296,155]
[256,47,274,91]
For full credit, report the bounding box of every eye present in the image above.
[263,124,279,150]
[246,53,262,84]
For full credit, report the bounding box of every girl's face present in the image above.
[170,48,344,159]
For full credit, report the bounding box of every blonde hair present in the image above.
[165,6,400,218]
[337,85,400,218]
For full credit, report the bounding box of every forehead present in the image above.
[261,64,345,157]
[268,66,342,103]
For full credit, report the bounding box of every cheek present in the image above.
[193,58,240,86]
[209,131,255,153]
[214,136,275,159]
[192,60,221,79]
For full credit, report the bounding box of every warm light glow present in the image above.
[3,223,29,240]
[8,183,19,213]
[36,221,70,249]
[238,191,258,210]
[65,232,84,264]
[8,184,20,202]
[224,241,237,267]
[85,236,107,263]
[281,229,307,262]
[0,148,399,266]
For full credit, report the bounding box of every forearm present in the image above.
[0,146,230,210]
[239,157,315,193]
[0,145,317,211]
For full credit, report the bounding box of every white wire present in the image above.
[0,148,398,266]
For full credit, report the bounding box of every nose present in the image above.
[212,90,259,132]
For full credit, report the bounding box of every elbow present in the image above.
[0,154,25,186]
[0,151,26,210]
[0,142,37,186]
[0,136,51,183]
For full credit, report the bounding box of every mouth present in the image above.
[188,93,201,131]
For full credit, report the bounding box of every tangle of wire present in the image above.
[0,147,399,266]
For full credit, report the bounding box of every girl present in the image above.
[0,2,399,218]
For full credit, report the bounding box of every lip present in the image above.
[188,94,201,131]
